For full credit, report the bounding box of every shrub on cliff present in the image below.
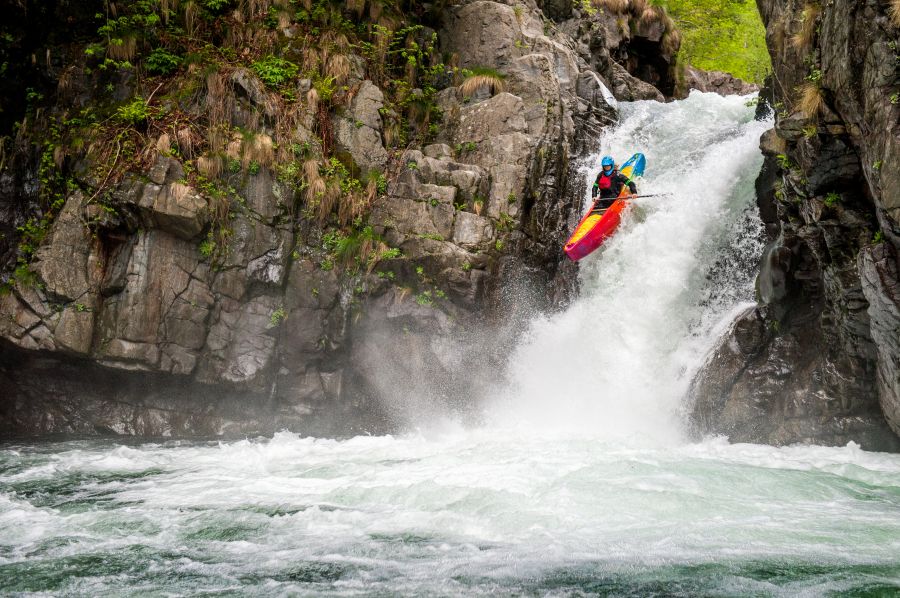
[251,56,299,88]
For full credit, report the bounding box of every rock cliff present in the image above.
[0,0,679,437]
[690,0,900,450]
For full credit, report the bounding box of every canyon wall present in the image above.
[691,0,900,450]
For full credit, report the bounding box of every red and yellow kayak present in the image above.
[564,153,646,261]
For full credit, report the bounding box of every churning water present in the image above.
[2,93,899,596]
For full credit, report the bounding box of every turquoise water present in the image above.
[2,433,899,595]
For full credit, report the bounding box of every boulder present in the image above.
[681,67,759,97]
[334,80,388,173]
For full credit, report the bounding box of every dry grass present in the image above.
[275,8,292,28]
[639,6,658,23]
[307,87,320,115]
[629,0,648,17]
[662,23,681,55]
[890,0,900,27]
[198,155,223,179]
[242,133,274,169]
[169,182,192,203]
[791,3,820,50]
[207,126,227,155]
[156,133,172,154]
[346,0,365,17]
[592,0,628,14]
[53,145,66,169]
[226,137,243,162]
[160,0,179,23]
[108,35,137,61]
[368,0,383,21]
[459,74,505,97]
[183,0,199,36]
[326,54,351,84]
[176,127,195,159]
[318,180,341,224]
[382,118,399,148]
[303,159,325,207]
[367,240,389,274]
[206,72,229,127]
[797,81,823,116]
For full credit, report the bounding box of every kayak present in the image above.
[563,153,646,261]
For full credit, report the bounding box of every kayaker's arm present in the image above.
[618,173,637,195]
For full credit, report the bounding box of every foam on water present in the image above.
[2,92,899,596]
[2,432,900,595]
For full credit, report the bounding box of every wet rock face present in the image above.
[690,0,900,449]
[677,67,759,98]
[0,0,674,438]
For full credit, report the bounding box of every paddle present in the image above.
[625,193,672,199]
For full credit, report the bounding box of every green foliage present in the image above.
[873,160,883,170]
[824,192,840,207]
[321,157,362,194]
[269,306,287,326]
[145,47,181,75]
[776,153,793,170]
[656,0,770,82]
[251,55,299,88]
[873,231,885,244]
[115,98,151,126]
[198,237,216,258]
[320,224,386,271]
[415,290,434,306]
[497,212,516,231]
[455,141,478,154]
[312,74,337,102]
[202,0,233,13]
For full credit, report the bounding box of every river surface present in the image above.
[2,92,900,596]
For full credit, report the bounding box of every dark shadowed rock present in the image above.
[690,0,900,449]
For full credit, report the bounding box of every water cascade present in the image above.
[2,93,899,596]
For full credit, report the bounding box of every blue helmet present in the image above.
[601,156,614,169]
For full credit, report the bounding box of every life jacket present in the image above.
[596,169,617,191]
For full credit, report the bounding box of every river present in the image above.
[2,92,899,596]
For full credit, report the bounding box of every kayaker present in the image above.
[591,156,637,210]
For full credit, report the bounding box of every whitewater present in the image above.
[2,92,899,596]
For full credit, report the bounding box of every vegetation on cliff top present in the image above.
[655,0,770,83]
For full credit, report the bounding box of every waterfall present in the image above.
[489,91,770,443]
